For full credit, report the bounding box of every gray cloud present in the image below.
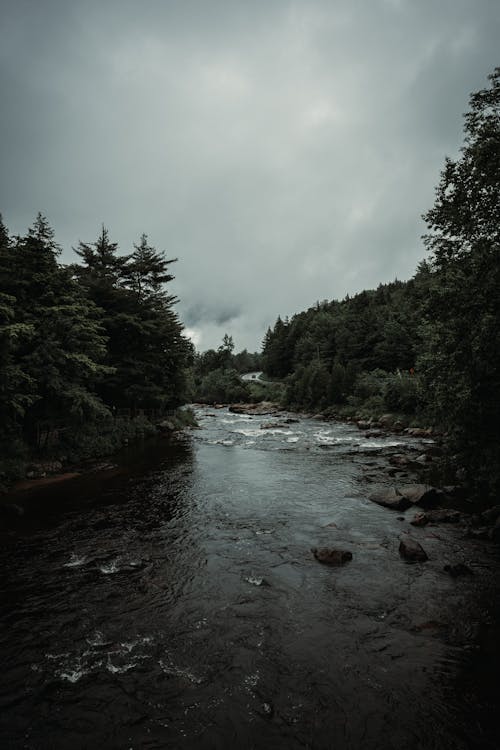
[1,0,498,351]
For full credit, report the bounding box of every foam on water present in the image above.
[234,428,263,437]
[63,553,87,568]
[99,560,120,575]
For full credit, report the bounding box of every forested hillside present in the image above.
[0,216,192,480]
[262,68,500,499]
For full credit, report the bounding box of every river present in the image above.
[1,406,499,749]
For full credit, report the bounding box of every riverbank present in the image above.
[1,404,499,748]
[0,408,198,498]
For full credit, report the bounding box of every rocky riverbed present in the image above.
[0,405,499,749]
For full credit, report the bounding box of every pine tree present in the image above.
[420,68,500,495]
[1,215,110,445]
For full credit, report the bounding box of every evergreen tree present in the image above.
[74,228,191,410]
[1,215,110,444]
[420,68,500,494]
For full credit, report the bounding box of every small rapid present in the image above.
[0,406,499,749]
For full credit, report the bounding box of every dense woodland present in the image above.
[260,69,500,499]
[0,69,498,500]
[0,218,193,479]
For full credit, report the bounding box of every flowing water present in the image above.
[1,407,499,749]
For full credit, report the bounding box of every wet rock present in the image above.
[369,488,412,511]
[410,509,463,526]
[311,547,353,565]
[397,484,442,508]
[260,421,290,430]
[379,414,395,427]
[404,427,432,437]
[399,535,428,562]
[365,430,383,438]
[229,402,279,415]
[357,420,371,430]
[444,563,472,577]
[415,453,433,464]
[389,454,411,467]
[284,417,299,424]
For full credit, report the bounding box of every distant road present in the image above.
[241,371,263,382]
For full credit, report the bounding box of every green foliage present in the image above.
[74,227,192,410]
[172,407,198,429]
[247,379,284,403]
[261,68,500,498]
[0,213,193,477]
[384,373,421,414]
[418,67,500,496]
[196,368,250,404]
[61,415,157,462]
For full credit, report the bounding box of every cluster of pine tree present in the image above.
[0,215,192,474]
[263,68,500,498]
[192,334,264,403]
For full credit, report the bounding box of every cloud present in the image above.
[1,0,499,351]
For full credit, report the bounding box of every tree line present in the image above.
[261,68,500,499]
[191,333,265,403]
[0,216,193,476]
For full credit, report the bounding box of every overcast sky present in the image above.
[1,0,498,351]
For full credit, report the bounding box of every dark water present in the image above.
[1,407,499,749]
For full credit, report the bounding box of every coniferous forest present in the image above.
[0,216,193,482]
[260,69,500,500]
[1,68,499,501]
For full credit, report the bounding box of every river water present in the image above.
[1,406,499,749]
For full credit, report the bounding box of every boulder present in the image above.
[405,427,432,437]
[410,509,463,526]
[260,422,290,430]
[399,535,428,562]
[229,402,279,416]
[415,453,433,464]
[397,484,442,508]
[389,454,411,467]
[357,420,371,430]
[369,488,412,511]
[379,414,395,427]
[311,547,353,565]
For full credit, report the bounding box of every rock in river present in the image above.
[311,547,353,565]
[397,484,442,508]
[369,488,413,511]
[410,509,463,526]
[399,535,428,562]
